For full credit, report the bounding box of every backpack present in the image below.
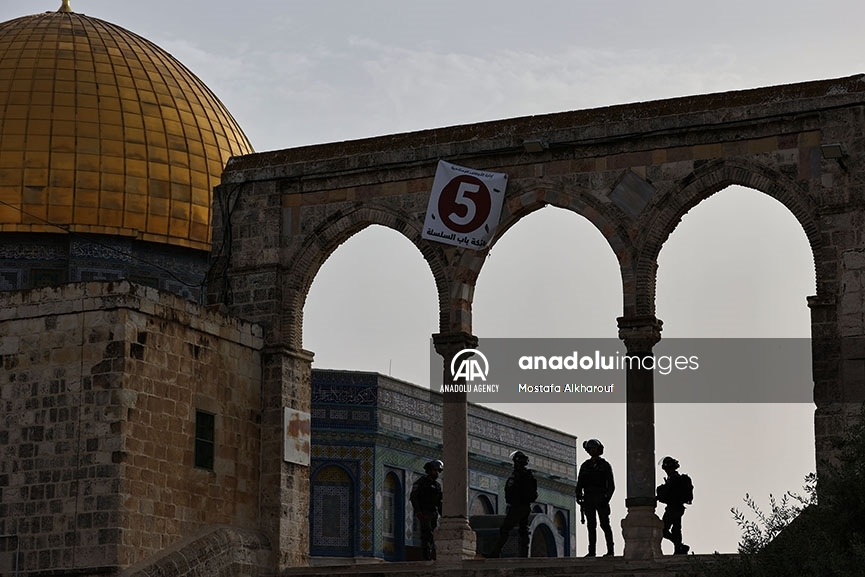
[657,473,693,505]
[679,474,694,504]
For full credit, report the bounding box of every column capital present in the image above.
[617,315,663,353]
[261,345,315,363]
[432,331,478,360]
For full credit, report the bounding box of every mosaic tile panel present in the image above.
[310,370,579,560]
[0,237,65,259]
[310,445,375,556]
[311,465,353,554]
[311,370,379,430]
[76,267,123,282]
[372,373,576,479]
[30,268,66,287]
[0,269,22,290]
[0,233,208,300]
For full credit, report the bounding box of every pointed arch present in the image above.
[636,159,825,317]
[454,185,635,332]
[280,203,451,350]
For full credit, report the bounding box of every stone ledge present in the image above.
[282,554,733,577]
[223,74,865,183]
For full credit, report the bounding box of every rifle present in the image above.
[578,499,585,524]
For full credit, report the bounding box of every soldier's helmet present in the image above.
[582,438,604,455]
[661,456,679,470]
[510,450,529,464]
[424,459,444,473]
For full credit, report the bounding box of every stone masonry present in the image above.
[0,281,265,575]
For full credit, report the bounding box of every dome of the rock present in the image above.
[0,2,253,252]
[0,2,253,297]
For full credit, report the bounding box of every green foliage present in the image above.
[703,406,865,577]
[732,477,815,555]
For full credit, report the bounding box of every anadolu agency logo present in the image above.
[440,348,500,394]
[452,348,488,381]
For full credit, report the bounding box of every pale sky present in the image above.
[4,0,861,556]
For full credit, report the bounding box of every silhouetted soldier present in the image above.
[410,459,443,560]
[656,456,693,555]
[487,450,538,558]
[576,438,615,557]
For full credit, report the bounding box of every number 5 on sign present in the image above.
[447,180,481,227]
[422,160,508,250]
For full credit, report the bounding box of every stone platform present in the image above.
[283,554,730,577]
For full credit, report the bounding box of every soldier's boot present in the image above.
[604,534,614,557]
[585,527,597,557]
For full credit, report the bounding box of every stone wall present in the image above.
[0,281,263,575]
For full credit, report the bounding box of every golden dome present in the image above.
[0,4,254,251]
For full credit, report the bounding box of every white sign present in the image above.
[283,407,310,466]
[422,160,507,249]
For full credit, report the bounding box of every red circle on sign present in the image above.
[437,175,491,233]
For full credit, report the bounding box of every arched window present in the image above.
[530,524,557,557]
[310,465,354,557]
[553,510,569,556]
[470,493,495,515]
[382,471,404,560]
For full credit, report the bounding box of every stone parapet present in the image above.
[0,281,263,348]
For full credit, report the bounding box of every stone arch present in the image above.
[527,515,561,557]
[553,510,569,552]
[282,203,451,350]
[455,186,635,331]
[470,493,495,515]
[382,471,404,560]
[636,159,824,318]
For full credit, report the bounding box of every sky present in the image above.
[4,0,862,557]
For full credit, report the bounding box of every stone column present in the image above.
[617,316,664,559]
[432,332,479,560]
[259,346,314,570]
[807,295,845,476]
